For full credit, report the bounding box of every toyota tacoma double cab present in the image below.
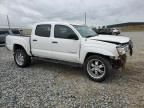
[6,22,133,82]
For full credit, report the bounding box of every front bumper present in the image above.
[112,44,133,69]
[112,40,133,69]
[112,54,127,69]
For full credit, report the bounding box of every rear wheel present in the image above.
[83,55,112,82]
[14,49,31,67]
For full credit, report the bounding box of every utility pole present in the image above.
[7,15,11,30]
[85,12,87,25]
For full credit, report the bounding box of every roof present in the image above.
[107,22,144,28]
[34,21,82,26]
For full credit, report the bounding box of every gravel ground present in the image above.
[0,32,144,108]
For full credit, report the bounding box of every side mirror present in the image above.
[69,34,79,40]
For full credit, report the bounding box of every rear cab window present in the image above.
[35,24,51,37]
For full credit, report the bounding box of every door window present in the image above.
[54,25,78,40]
[35,24,51,37]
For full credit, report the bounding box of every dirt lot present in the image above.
[0,32,144,108]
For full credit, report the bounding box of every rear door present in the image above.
[31,24,53,58]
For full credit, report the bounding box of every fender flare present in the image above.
[80,47,117,63]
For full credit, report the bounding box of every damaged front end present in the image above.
[91,37,133,69]
[112,54,127,69]
[113,40,133,69]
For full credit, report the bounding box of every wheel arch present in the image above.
[80,46,118,64]
[13,44,30,56]
[13,43,31,56]
[84,52,111,62]
[13,44,25,52]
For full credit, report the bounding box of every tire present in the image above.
[14,49,31,67]
[83,55,112,82]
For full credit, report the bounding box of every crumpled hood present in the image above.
[89,35,130,44]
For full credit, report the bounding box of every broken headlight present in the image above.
[116,46,126,55]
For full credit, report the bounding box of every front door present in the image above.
[51,24,80,63]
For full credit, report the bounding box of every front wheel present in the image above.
[14,49,31,67]
[83,55,112,82]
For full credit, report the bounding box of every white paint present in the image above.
[6,22,130,64]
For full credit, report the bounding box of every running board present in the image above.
[33,57,82,68]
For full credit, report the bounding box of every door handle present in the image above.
[52,41,58,44]
[33,39,37,42]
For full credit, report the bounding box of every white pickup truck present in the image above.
[6,22,133,82]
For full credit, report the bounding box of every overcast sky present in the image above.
[0,0,144,27]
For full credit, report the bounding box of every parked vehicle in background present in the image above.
[6,22,133,82]
[0,29,20,44]
[93,27,120,35]
[112,28,120,35]
[11,29,21,35]
[0,30,9,44]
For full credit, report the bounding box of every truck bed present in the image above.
[6,35,32,56]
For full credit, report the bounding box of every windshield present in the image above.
[73,25,97,38]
